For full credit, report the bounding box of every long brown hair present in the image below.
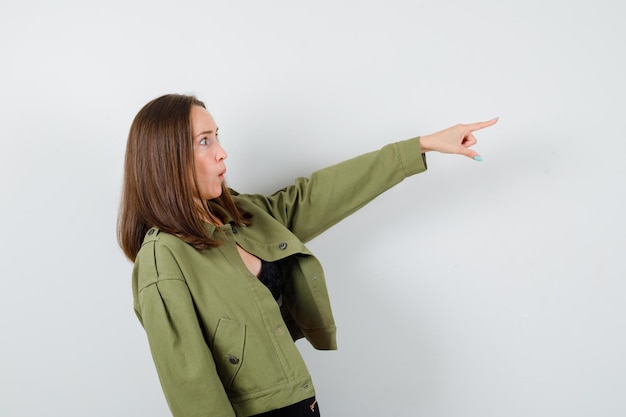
[117,94,251,262]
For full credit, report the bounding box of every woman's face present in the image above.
[190,105,227,200]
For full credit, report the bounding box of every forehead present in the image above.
[190,105,217,135]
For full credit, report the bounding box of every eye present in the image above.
[199,137,211,146]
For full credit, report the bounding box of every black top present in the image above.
[258,259,284,301]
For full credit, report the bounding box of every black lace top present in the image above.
[257,259,284,301]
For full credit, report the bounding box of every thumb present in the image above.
[462,148,482,161]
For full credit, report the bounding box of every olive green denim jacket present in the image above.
[132,137,427,417]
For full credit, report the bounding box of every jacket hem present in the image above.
[230,375,315,417]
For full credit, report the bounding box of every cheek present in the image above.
[194,156,209,177]
[199,164,215,180]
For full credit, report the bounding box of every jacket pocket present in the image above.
[212,317,246,389]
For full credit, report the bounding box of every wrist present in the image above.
[419,135,434,152]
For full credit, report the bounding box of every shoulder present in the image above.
[139,227,192,261]
[134,227,190,290]
[231,191,279,219]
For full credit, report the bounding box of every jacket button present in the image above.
[228,356,239,365]
[278,242,287,250]
[147,229,155,235]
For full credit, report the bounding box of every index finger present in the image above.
[465,117,499,132]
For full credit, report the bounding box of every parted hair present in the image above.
[117,94,251,262]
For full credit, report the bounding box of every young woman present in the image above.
[118,94,497,417]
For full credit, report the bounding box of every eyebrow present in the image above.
[195,127,219,138]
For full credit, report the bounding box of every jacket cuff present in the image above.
[396,136,428,176]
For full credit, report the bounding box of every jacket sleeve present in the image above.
[135,244,236,417]
[239,136,427,243]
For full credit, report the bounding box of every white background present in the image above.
[1,1,625,416]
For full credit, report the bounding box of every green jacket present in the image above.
[132,137,427,417]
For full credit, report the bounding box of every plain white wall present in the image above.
[1,0,625,416]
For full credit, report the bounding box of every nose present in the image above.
[216,143,227,161]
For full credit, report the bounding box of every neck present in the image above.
[195,199,223,226]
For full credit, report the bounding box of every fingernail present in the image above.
[473,155,483,162]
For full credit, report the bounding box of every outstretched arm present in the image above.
[419,118,499,161]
